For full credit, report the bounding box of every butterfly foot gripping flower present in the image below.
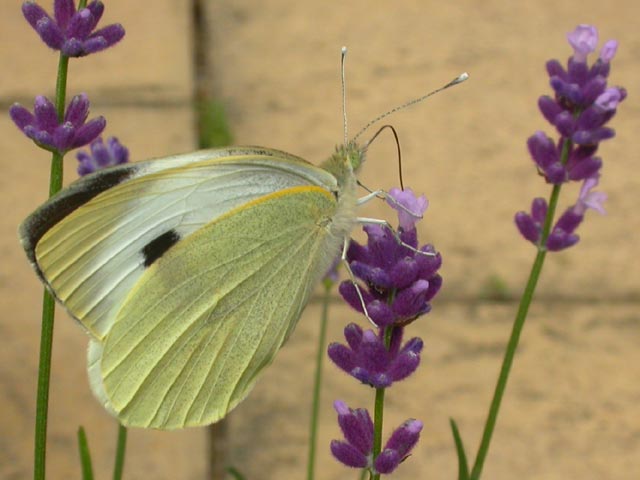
[76,136,129,176]
[22,0,125,57]
[9,93,105,154]
[331,400,422,475]
[339,187,442,327]
[515,24,625,251]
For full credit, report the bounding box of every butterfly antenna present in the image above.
[352,71,469,143]
[341,46,349,145]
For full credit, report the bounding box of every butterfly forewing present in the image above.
[21,148,338,340]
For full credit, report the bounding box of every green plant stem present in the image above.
[306,284,332,480]
[77,427,94,480]
[33,53,69,480]
[112,424,127,480]
[469,144,569,479]
[469,247,547,479]
[370,386,386,480]
[370,326,393,480]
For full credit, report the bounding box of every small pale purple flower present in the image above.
[567,24,598,63]
[22,0,125,57]
[574,174,606,215]
[9,93,105,153]
[328,323,423,388]
[76,136,129,176]
[546,175,607,251]
[599,40,618,63]
[387,187,428,231]
[374,419,423,474]
[594,87,624,111]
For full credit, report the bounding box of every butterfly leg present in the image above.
[355,217,436,257]
[357,188,427,224]
[340,237,378,327]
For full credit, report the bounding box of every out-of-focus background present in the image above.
[1,1,638,478]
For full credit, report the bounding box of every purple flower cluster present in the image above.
[516,25,625,251]
[328,323,422,389]
[10,93,105,154]
[515,175,607,251]
[329,188,439,475]
[339,188,442,328]
[23,0,124,57]
[77,136,129,176]
[10,1,128,162]
[330,401,422,475]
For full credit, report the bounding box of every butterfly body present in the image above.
[20,144,364,428]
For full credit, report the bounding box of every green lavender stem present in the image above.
[306,283,332,480]
[469,140,569,480]
[370,326,394,480]
[370,386,386,480]
[33,53,69,480]
[77,427,94,480]
[112,424,127,480]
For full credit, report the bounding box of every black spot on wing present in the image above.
[142,230,181,267]
[20,164,139,266]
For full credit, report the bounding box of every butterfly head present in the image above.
[322,141,366,191]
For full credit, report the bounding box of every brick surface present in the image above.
[1,0,638,479]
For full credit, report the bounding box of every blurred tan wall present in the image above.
[1,1,637,479]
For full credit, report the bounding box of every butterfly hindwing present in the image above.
[90,186,341,428]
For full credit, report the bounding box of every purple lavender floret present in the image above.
[9,93,105,153]
[374,419,423,474]
[76,136,129,176]
[330,401,373,469]
[22,0,124,57]
[330,401,423,475]
[516,174,606,251]
[328,323,423,388]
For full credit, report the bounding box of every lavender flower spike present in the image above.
[22,0,125,57]
[10,93,105,154]
[516,25,625,251]
[77,136,129,176]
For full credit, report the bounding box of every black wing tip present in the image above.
[20,164,141,262]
